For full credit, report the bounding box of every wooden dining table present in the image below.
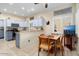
[48,35,61,55]
[39,34,61,55]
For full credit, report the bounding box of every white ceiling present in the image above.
[0,3,72,17]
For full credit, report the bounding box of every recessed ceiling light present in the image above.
[21,7,25,10]
[3,8,7,12]
[31,8,34,11]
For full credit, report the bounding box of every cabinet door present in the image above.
[15,32,20,48]
[6,31,13,40]
[0,20,4,27]
[0,30,4,38]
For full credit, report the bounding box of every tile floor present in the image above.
[0,39,79,56]
[0,31,79,56]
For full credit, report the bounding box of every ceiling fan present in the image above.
[34,3,48,8]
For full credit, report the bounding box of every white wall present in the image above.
[76,4,79,37]
[76,4,79,54]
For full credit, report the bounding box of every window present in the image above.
[30,17,45,31]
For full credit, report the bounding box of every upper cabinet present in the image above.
[6,19,28,28]
[0,20,4,27]
[29,17,46,31]
[30,18,45,27]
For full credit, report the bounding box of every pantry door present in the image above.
[63,14,73,27]
[54,15,63,34]
[54,14,73,34]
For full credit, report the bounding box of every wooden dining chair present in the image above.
[38,34,53,56]
[55,35,64,56]
[51,33,56,36]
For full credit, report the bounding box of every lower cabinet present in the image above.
[15,32,20,48]
[64,35,78,50]
[0,29,4,39]
[6,30,13,41]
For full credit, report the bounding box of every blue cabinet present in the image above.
[0,29,4,39]
[15,32,20,48]
[64,25,75,36]
[6,31,13,41]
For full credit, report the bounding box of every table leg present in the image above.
[54,41,57,56]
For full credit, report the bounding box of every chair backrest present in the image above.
[40,34,45,36]
[51,33,56,36]
[59,35,64,46]
[39,35,49,45]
